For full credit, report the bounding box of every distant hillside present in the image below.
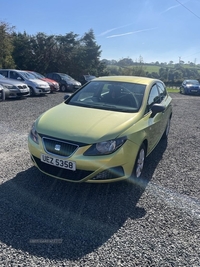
[102,60,200,85]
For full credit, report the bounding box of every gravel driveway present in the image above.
[0,93,199,267]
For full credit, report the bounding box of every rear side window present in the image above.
[157,82,167,101]
[53,74,61,81]
[46,73,52,79]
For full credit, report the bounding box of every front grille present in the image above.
[33,156,92,181]
[42,137,79,157]
[18,85,28,89]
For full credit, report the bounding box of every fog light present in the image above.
[93,171,111,180]
[92,167,124,180]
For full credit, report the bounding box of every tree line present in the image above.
[103,58,200,86]
[1,21,199,84]
[0,21,108,80]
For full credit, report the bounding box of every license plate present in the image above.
[20,89,29,92]
[191,90,198,92]
[41,154,76,171]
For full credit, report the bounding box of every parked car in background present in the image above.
[78,74,96,85]
[0,84,5,101]
[0,74,30,99]
[28,76,172,183]
[28,71,59,93]
[45,72,81,92]
[0,69,50,96]
[180,79,200,95]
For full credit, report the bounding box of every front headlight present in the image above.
[2,83,17,90]
[84,136,127,156]
[30,122,39,144]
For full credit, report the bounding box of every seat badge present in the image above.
[55,144,61,151]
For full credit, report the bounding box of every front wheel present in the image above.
[133,144,146,179]
[60,85,66,92]
[29,87,35,96]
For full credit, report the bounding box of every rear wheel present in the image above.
[133,144,146,178]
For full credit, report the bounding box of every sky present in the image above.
[1,0,200,64]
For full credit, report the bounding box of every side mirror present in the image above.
[151,103,165,117]
[64,94,70,100]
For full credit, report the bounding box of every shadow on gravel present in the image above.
[0,139,167,260]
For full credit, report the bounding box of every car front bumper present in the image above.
[28,135,139,183]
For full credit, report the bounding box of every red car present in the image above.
[28,71,60,93]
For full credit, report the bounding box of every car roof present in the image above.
[0,69,28,73]
[92,76,161,85]
[184,79,199,82]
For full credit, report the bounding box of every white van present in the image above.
[0,69,50,96]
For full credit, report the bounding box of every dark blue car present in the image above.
[180,79,200,95]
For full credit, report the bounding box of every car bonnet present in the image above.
[36,102,139,144]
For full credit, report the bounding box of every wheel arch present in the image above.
[142,139,148,154]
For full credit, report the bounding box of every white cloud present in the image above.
[106,27,157,39]
[160,4,180,14]
[99,23,134,36]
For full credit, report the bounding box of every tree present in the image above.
[12,31,34,70]
[72,29,107,79]
[54,32,79,74]
[0,21,15,68]
[118,58,134,66]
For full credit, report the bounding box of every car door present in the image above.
[9,71,24,81]
[0,70,8,78]
[145,84,164,152]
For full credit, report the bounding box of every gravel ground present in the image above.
[0,92,200,267]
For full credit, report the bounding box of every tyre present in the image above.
[60,85,66,92]
[0,89,5,101]
[133,143,146,179]
[162,118,171,139]
[29,87,35,96]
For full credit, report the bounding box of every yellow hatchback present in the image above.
[28,76,172,183]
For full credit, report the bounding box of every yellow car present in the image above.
[28,76,172,183]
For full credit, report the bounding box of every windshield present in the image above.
[0,74,6,79]
[186,80,199,85]
[66,81,146,112]
[19,71,36,79]
[32,72,45,79]
[59,73,74,80]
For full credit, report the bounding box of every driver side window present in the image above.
[146,84,160,112]
[10,71,22,80]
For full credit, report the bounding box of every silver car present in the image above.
[0,74,30,99]
[0,84,5,101]
[0,69,50,96]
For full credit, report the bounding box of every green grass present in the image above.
[167,87,179,93]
